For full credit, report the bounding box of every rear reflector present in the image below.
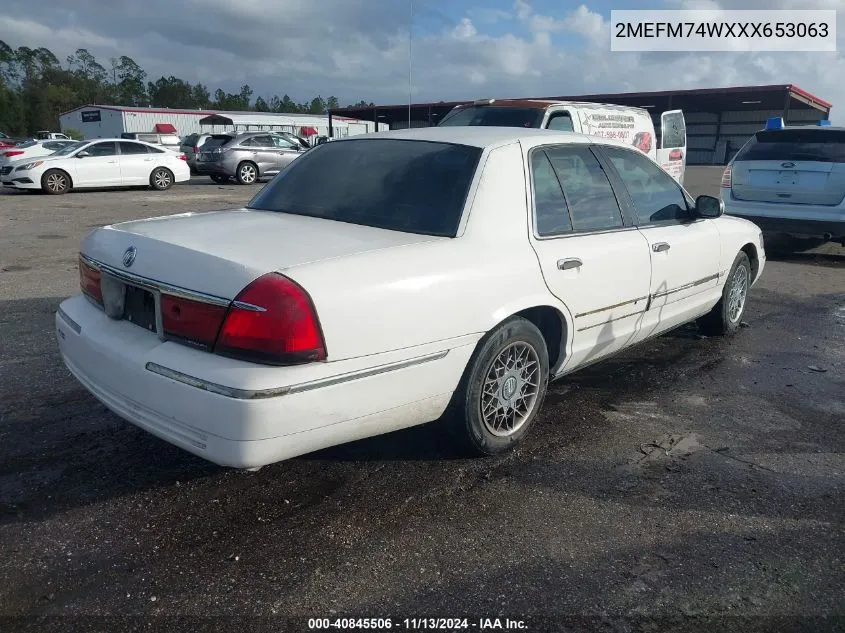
[721,165,732,188]
[79,257,103,305]
[161,294,227,349]
[214,273,326,365]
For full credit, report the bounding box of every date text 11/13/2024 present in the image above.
[307,618,528,630]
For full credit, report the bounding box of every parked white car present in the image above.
[721,118,845,246]
[1,139,190,194]
[0,139,77,167]
[55,127,765,469]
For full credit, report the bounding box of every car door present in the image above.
[71,141,121,187]
[597,144,721,341]
[527,144,652,372]
[269,134,304,173]
[248,135,277,175]
[656,110,687,184]
[117,141,155,185]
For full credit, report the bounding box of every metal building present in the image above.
[59,105,385,141]
[330,84,833,165]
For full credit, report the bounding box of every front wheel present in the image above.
[454,317,549,456]
[41,169,71,195]
[150,167,174,191]
[697,251,751,336]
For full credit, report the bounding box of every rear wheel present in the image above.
[236,161,258,185]
[150,167,174,191]
[453,317,549,456]
[697,251,751,336]
[210,174,230,184]
[41,169,71,195]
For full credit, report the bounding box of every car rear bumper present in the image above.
[722,188,845,239]
[55,294,474,469]
[727,214,845,240]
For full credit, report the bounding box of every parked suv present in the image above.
[721,118,845,249]
[121,132,181,151]
[195,132,307,184]
[179,133,212,173]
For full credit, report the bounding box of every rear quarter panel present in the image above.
[283,142,571,362]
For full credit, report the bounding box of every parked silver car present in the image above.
[180,133,212,173]
[195,132,307,184]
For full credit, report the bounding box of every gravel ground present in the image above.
[0,171,843,633]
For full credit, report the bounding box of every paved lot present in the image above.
[1,171,843,632]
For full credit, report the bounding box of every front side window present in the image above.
[85,142,118,157]
[543,146,624,232]
[601,146,690,224]
[271,135,298,149]
[248,139,481,237]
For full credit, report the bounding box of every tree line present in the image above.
[0,41,376,135]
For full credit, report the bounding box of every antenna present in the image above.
[408,0,412,128]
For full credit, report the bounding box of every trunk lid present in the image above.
[731,160,845,206]
[82,208,441,299]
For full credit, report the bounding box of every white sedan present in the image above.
[2,138,190,194]
[0,139,77,166]
[55,127,765,469]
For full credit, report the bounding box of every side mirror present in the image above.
[695,194,724,218]
[76,150,90,158]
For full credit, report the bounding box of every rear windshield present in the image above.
[248,139,482,237]
[182,134,198,146]
[16,140,38,148]
[203,135,234,149]
[438,106,543,128]
[734,129,845,163]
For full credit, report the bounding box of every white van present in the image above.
[438,98,687,184]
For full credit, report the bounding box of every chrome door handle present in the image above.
[557,257,583,270]
[652,242,671,252]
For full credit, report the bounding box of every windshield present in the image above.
[52,141,87,157]
[438,106,543,128]
[248,138,482,237]
[735,129,845,163]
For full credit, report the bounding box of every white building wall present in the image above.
[59,108,124,139]
[122,110,212,136]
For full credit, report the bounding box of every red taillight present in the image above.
[178,153,187,161]
[79,257,103,305]
[721,165,732,188]
[214,273,326,365]
[3,150,23,157]
[161,295,228,349]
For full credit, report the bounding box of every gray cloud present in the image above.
[0,0,841,117]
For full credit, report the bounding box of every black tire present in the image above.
[697,251,751,336]
[236,161,258,185]
[452,316,549,456]
[210,174,230,184]
[149,167,174,191]
[41,169,71,195]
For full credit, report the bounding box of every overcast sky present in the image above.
[0,0,841,118]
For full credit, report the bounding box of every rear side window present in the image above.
[118,142,149,155]
[248,139,482,237]
[734,129,845,163]
[205,135,234,149]
[438,106,543,128]
[542,146,624,232]
[531,152,572,236]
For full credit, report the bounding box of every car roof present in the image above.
[338,126,627,151]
